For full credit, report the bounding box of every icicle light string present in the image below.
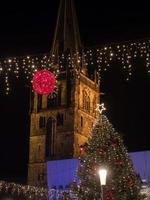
[0,38,150,94]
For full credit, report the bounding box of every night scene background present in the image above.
[0,0,150,183]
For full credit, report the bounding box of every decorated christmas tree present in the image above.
[74,104,144,200]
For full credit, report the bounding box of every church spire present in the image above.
[50,0,82,60]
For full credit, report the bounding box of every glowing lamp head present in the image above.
[32,69,56,95]
[98,168,107,186]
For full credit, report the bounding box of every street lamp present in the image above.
[98,168,107,200]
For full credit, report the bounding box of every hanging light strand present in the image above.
[0,38,150,94]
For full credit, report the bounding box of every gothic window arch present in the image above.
[45,117,55,157]
[87,96,90,112]
[83,90,90,112]
[39,116,46,128]
[37,94,42,111]
[47,94,57,108]
[57,113,64,126]
[83,91,85,109]
[81,116,83,127]
[38,144,43,161]
[57,84,62,106]
[83,90,87,110]
[93,96,96,114]
[38,144,41,153]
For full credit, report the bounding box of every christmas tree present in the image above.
[74,108,144,200]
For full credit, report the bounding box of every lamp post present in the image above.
[98,168,107,200]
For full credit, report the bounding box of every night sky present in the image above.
[0,0,150,183]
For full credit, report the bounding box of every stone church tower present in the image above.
[28,0,100,186]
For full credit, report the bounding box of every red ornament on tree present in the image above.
[79,143,88,155]
[126,176,134,187]
[32,70,56,95]
[104,189,114,200]
[80,146,84,155]
[98,146,105,157]
[110,138,120,148]
[115,158,124,166]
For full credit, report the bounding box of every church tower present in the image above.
[28,0,100,186]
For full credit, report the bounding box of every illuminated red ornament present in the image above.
[115,158,124,166]
[80,147,84,155]
[97,145,105,157]
[126,176,134,187]
[32,70,56,95]
[104,189,114,200]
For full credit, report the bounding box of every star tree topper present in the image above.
[96,103,106,114]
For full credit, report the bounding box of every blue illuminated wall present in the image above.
[47,158,79,189]
[47,151,150,188]
[129,151,150,181]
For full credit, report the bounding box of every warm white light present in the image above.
[98,168,107,186]
[96,103,106,114]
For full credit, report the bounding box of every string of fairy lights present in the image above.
[0,38,150,95]
[0,181,77,199]
[0,54,60,95]
[94,40,150,81]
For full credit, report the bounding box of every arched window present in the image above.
[47,94,57,108]
[46,117,55,157]
[93,96,96,114]
[57,85,62,106]
[37,145,41,160]
[83,90,87,110]
[87,96,90,112]
[81,116,83,127]
[57,113,64,126]
[83,90,90,112]
[38,144,41,153]
[39,116,46,128]
[82,91,85,109]
[37,94,42,111]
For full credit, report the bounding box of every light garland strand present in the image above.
[0,38,150,94]
[0,181,77,200]
[0,180,148,199]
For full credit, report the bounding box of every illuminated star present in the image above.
[95,103,106,114]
